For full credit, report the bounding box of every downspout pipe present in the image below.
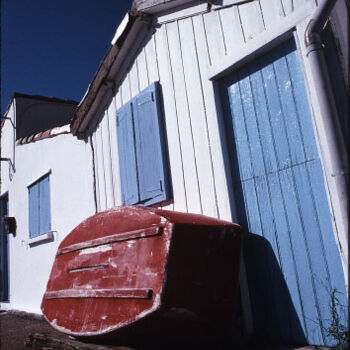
[305,0,338,48]
[305,0,348,274]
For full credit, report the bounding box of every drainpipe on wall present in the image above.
[305,0,348,275]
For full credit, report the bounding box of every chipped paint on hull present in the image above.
[41,206,241,339]
[79,245,112,255]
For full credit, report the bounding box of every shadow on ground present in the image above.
[0,311,331,350]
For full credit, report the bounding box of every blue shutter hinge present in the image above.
[151,92,155,102]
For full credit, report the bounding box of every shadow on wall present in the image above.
[242,232,307,346]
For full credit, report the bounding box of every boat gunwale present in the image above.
[57,225,163,255]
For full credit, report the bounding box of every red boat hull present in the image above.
[41,206,241,340]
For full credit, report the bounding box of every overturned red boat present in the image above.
[41,206,241,340]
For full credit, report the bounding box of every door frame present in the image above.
[209,17,348,286]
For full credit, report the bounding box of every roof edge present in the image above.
[71,1,211,137]
[16,124,71,146]
[133,0,209,13]
[2,92,78,119]
[71,12,152,137]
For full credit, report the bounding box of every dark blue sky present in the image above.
[1,0,132,114]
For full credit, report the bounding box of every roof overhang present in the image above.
[71,11,151,138]
[133,0,211,13]
[71,0,211,138]
[1,92,77,130]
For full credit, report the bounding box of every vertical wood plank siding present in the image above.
[222,37,347,346]
[85,0,348,346]
[91,0,316,221]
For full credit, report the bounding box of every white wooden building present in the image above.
[71,0,348,346]
[0,94,95,314]
[0,0,348,347]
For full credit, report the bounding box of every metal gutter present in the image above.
[304,0,348,269]
[71,12,151,138]
[305,0,339,47]
[71,0,221,137]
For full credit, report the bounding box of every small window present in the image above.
[28,174,51,238]
[116,82,170,206]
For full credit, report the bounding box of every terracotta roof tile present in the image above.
[27,135,35,143]
[41,130,51,139]
[33,132,44,141]
[16,124,71,145]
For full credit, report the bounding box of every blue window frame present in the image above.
[116,82,170,206]
[28,174,51,238]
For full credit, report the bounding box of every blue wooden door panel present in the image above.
[270,45,306,166]
[222,37,346,345]
[254,176,281,264]
[238,68,266,178]
[134,82,168,205]
[267,171,306,338]
[254,175,292,341]
[227,79,253,181]
[242,179,261,234]
[292,162,331,338]
[248,60,278,174]
[284,46,319,161]
[279,167,322,343]
[29,184,40,238]
[116,102,139,205]
[39,176,51,234]
[259,53,291,170]
[244,57,313,339]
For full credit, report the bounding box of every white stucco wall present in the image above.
[1,103,16,187]
[0,126,95,314]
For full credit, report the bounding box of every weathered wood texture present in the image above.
[91,0,322,221]
[41,206,241,340]
[221,37,347,346]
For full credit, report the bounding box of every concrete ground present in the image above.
[0,310,331,350]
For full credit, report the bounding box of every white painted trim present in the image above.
[137,0,198,14]
[154,0,262,26]
[211,0,257,8]
[24,231,56,247]
[26,170,52,189]
[50,124,70,136]
[111,12,131,45]
[207,2,314,80]
[0,303,11,310]
[155,1,208,24]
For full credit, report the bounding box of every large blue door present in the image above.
[221,38,347,346]
[0,193,9,302]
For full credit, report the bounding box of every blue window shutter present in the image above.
[29,184,39,238]
[133,82,169,205]
[39,176,51,234]
[116,101,139,205]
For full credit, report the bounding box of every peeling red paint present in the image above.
[41,206,241,340]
